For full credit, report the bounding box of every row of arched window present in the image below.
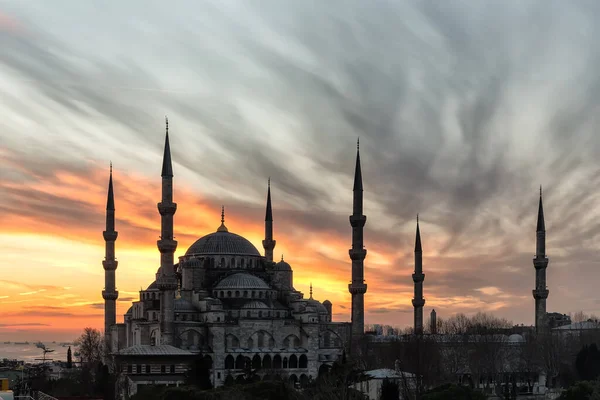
[224,354,308,370]
[226,333,301,350]
[213,290,275,299]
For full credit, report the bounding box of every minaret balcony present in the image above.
[157,202,178,215]
[348,282,367,294]
[532,289,549,299]
[157,275,178,290]
[349,215,366,227]
[102,290,119,301]
[103,231,118,241]
[412,273,425,283]
[102,259,119,271]
[157,239,178,253]
[412,298,425,307]
[262,239,276,249]
[533,257,548,269]
[349,248,367,260]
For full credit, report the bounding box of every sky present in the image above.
[1,0,600,341]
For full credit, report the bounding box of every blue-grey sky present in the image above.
[1,0,600,339]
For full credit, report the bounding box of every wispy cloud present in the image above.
[2,0,600,337]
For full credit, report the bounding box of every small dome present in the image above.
[125,306,133,315]
[214,273,270,290]
[242,300,270,309]
[508,334,525,343]
[146,281,158,290]
[275,255,291,270]
[323,300,332,306]
[174,297,198,312]
[186,231,261,257]
[306,299,328,314]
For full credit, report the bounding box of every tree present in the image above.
[67,346,73,369]
[559,381,600,400]
[575,343,600,381]
[74,327,104,366]
[380,378,400,400]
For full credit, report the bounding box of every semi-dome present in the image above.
[186,231,261,257]
[146,281,158,290]
[242,300,270,309]
[125,306,133,315]
[214,273,270,290]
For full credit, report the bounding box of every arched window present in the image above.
[231,258,235,268]
[235,355,245,369]
[268,337,275,348]
[300,374,309,387]
[247,338,254,348]
[273,355,282,369]
[252,291,256,298]
[324,332,331,348]
[241,258,245,268]
[258,311,262,318]
[235,291,240,297]
[283,357,288,369]
[289,355,298,368]
[227,291,232,297]
[263,354,272,369]
[299,355,308,368]
[252,355,261,369]
[257,332,264,348]
[224,355,234,369]
[220,291,224,297]
[259,292,263,298]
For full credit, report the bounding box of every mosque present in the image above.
[102,120,368,394]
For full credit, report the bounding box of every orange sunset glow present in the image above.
[3,1,600,343]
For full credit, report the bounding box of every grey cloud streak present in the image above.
[2,0,600,325]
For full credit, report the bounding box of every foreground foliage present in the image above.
[421,384,487,400]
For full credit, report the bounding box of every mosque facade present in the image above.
[103,121,368,394]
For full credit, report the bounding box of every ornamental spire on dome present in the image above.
[161,116,173,178]
[310,282,313,299]
[217,205,229,232]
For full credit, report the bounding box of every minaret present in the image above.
[156,117,178,346]
[533,186,549,332]
[262,178,276,262]
[348,139,367,354]
[412,215,425,335]
[102,163,119,341]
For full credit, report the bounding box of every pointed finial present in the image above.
[310,282,313,299]
[217,205,228,232]
[268,177,271,188]
[281,254,284,262]
[165,116,169,133]
[357,137,360,150]
[110,161,112,175]
[417,213,419,224]
[540,185,542,197]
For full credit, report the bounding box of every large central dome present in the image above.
[185,231,261,256]
[185,207,261,257]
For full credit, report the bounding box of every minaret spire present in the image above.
[412,215,425,335]
[533,186,549,332]
[348,138,367,354]
[262,178,276,262]
[156,118,178,345]
[309,283,313,300]
[102,163,119,346]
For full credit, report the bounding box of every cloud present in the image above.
[0,323,49,328]
[2,0,600,332]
